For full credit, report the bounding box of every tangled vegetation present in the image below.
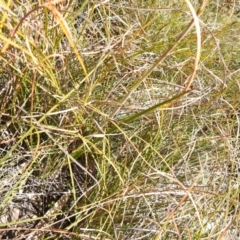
[0,0,240,239]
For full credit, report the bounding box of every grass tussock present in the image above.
[0,0,240,239]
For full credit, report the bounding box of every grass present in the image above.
[0,0,240,239]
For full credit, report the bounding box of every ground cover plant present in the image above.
[0,0,240,239]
